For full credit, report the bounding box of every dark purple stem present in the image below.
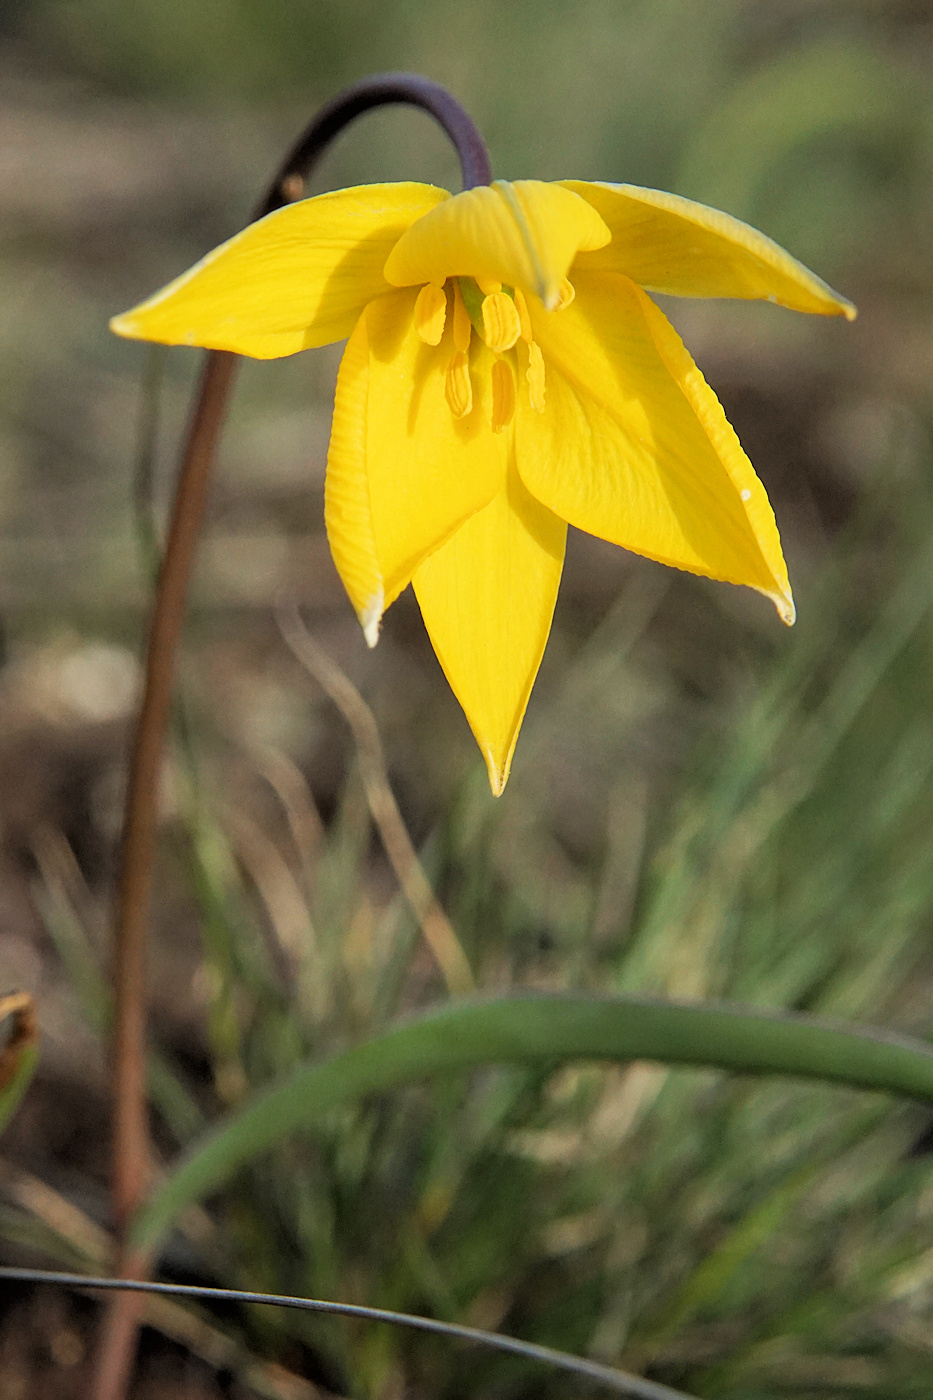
[256,71,493,218]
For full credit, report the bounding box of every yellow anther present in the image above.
[445,351,473,418]
[452,281,472,353]
[481,292,521,354]
[555,277,575,311]
[414,282,448,345]
[491,358,515,433]
[526,341,546,413]
[513,288,533,343]
[476,276,502,296]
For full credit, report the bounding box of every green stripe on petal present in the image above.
[384,180,609,310]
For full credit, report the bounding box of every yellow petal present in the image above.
[554,277,575,310]
[414,462,566,794]
[110,183,450,358]
[564,181,855,319]
[324,313,384,645]
[384,180,610,310]
[516,271,793,621]
[363,290,507,600]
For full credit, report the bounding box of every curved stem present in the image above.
[88,349,239,1400]
[89,75,491,1400]
[111,349,238,1244]
[257,72,492,217]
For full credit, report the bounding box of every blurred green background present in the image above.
[2,1,933,1397]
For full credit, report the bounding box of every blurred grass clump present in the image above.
[2,1,933,1398]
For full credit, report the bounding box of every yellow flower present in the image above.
[111,178,855,793]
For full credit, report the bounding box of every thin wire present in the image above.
[0,1267,695,1400]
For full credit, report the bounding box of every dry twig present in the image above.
[276,601,474,996]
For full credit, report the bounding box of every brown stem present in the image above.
[89,349,238,1400]
[89,74,492,1400]
[114,349,237,1240]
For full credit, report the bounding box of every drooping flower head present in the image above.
[112,173,854,793]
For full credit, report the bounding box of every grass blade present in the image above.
[133,993,933,1252]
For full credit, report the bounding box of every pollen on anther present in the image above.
[414,283,448,345]
[445,351,473,418]
[481,293,521,354]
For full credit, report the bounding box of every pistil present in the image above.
[491,359,515,432]
[451,281,472,352]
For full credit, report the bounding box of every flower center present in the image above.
[413,276,572,431]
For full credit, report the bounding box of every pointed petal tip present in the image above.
[772,590,796,626]
[811,285,856,320]
[485,747,510,797]
[811,286,857,321]
[109,312,135,338]
[360,593,384,649]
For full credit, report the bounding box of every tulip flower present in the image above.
[112,177,854,792]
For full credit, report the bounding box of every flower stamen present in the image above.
[414,282,448,345]
[513,288,533,343]
[526,341,546,413]
[481,292,521,354]
[445,350,473,418]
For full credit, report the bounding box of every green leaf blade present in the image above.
[132,993,933,1253]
